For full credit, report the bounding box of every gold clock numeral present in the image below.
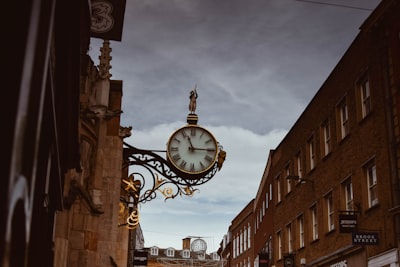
[170,147,179,152]
[191,128,196,136]
[205,139,212,144]
[190,163,195,172]
[181,130,188,138]
[173,137,181,143]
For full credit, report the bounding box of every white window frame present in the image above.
[247,223,251,249]
[182,250,190,258]
[150,247,159,256]
[286,166,292,193]
[263,200,265,216]
[277,231,282,260]
[360,78,371,118]
[166,248,175,257]
[240,230,243,254]
[344,179,354,211]
[326,193,335,231]
[366,163,378,207]
[311,205,318,240]
[298,215,304,248]
[340,101,349,139]
[287,223,293,253]
[323,122,331,156]
[276,175,281,203]
[244,226,247,250]
[308,137,315,170]
[297,153,303,179]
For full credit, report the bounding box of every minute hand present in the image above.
[192,147,216,151]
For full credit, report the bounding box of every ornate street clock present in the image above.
[166,88,223,177]
[121,88,226,207]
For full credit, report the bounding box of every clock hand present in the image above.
[187,137,195,151]
[192,148,216,151]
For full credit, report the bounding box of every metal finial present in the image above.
[188,85,198,114]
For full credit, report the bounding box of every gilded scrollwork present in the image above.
[119,141,221,228]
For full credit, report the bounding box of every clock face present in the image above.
[167,125,218,174]
[191,238,207,252]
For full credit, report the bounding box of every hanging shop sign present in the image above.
[90,0,126,41]
[284,254,295,267]
[133,250,148,266]
[352,232,379,245]
[339,214,357,233]
[259,252,269,267]
[330,260,347,267]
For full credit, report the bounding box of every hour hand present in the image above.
[187,137,195,151]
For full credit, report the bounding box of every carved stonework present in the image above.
[98,40,112,79]
[119,126,133,138]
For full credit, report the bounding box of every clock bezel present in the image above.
[166,125,218,175]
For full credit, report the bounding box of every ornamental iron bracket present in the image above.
[122,141,222,204]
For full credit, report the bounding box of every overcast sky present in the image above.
[90,0,380,253]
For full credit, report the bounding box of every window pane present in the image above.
[366,163,378,207]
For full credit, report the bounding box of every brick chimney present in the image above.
[182,237,191,250]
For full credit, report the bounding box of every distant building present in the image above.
[220,0,400,266]
[145,237,226,267]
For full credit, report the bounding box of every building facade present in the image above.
[3,0,135,266]
[220,0,400,266]
[253,155,274,267]
[3,0,91,266]
[230,200,255,267]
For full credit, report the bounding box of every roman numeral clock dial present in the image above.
[166,88,225,178]
[167,125,218,175]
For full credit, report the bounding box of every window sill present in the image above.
[325,228,336,236]
[365,202,380,213]
[338,133,350,145]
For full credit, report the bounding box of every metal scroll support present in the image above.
[118,141,223,229]
[122,141,220,204]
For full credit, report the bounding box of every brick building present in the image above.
[253,155,274,267]
[268,0,400,265]
[230,200,255,267]
[220,0,400,266]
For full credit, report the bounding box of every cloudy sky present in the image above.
[89,0,380,252]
